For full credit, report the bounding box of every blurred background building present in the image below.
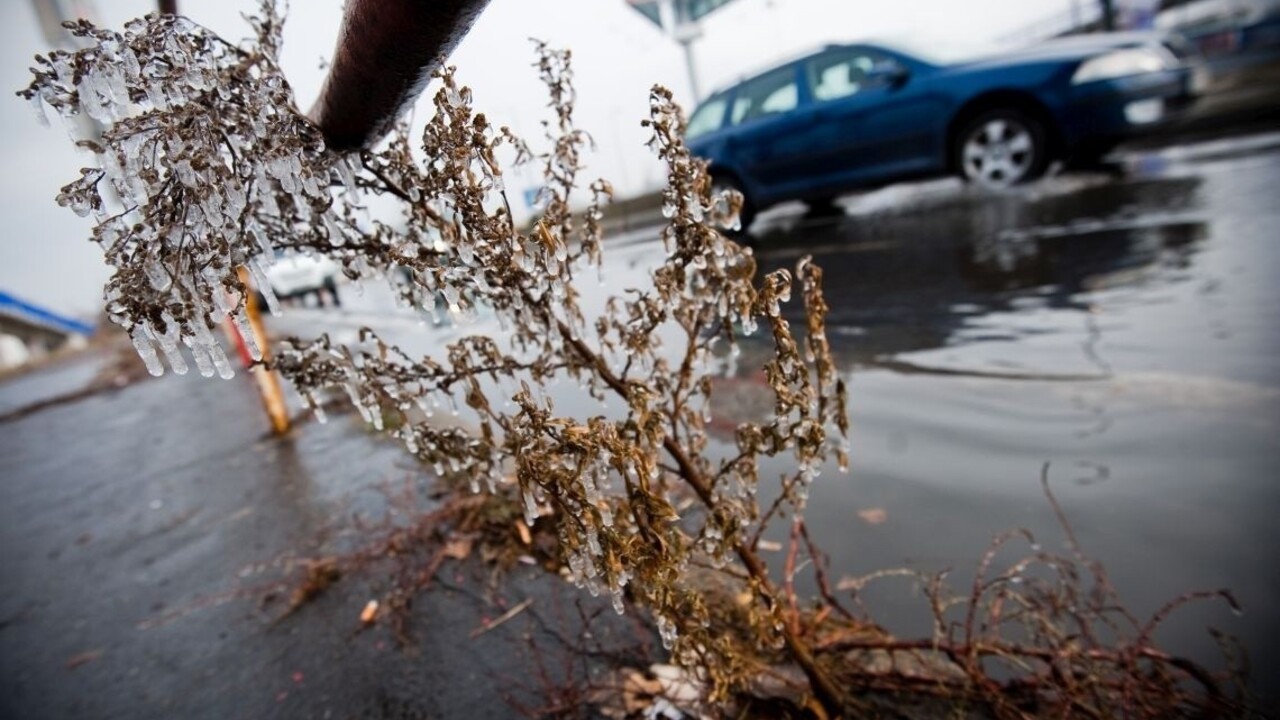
[0,290,93,369]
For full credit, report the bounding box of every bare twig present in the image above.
[471,597,534,638]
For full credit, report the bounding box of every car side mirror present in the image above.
[867,61,909,89]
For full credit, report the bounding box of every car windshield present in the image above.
[877,35,993,66]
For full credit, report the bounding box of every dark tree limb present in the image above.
[310,0,493,150]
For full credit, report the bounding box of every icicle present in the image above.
[586,526,602,557]
[523,488,540,526]
[144,261,173,292]
[302,174,322,198]
[567,551,585,581]
[248,221,273,254]
[248,256,282,316]
[184,335,216,377]
[211,342,236,379]
[78,77,109,122]
[336,156,357,189]
[29,94,49,128]
[191,319,233,379]
[231,310,262,362]
[344,382,372,424]
[154,315,188,375]
[324,214,345,247]
[210,281,235,323]
[657,615,678,651]
[130,326,165,377]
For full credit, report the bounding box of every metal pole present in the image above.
[1100,0,1116,31]
[30,0,101,47]
[158,0,178,14]
[679,37,701,104]
[30,0,66,46]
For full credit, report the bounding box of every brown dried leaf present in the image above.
[360,599,379,624]
[622,668,664,712]
[443,536,473,560]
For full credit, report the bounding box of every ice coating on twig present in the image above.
[18,5,350,377]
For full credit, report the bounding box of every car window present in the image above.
[686,96,728,139]
[730,67,799,125]
[806,49,882,102]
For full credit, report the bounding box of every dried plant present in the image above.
[816,470,1249,718]
[19,5,1246,717]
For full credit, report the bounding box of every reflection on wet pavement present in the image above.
[751,173,1211,377]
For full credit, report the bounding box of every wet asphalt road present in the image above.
[0,364,641,719]
[3,130,1279,716]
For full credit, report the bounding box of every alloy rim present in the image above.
[962,118,1035,188]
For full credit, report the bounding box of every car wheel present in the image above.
[324,276,341,308]
[804,196,843,217]
[956,109,1049,189]
[710,174,756,234]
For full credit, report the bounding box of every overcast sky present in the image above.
[0,0,1067,317]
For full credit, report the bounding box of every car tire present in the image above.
[955,108,1050,189]
[711,173,756,235]
[804,196,843,217]
[324,277,341,308]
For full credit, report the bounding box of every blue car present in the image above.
[685,33,1201,230]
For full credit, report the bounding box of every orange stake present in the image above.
[237,267,291,435]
